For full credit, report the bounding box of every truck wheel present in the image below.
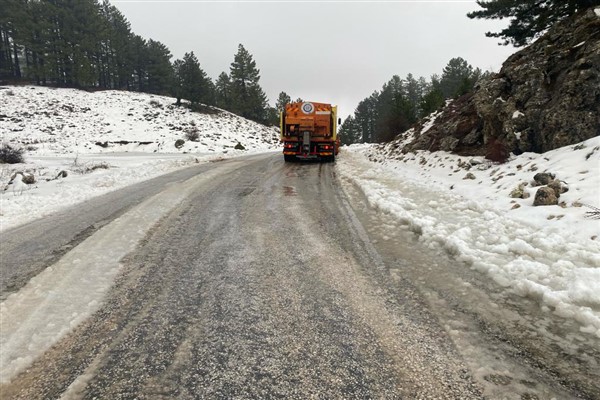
[284,155,294,162]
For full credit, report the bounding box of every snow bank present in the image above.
[0,152,271,231]
[338,141,600,337]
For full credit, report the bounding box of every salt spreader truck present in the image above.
[280,101,341,162]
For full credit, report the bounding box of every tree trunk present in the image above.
[12,41,21,78]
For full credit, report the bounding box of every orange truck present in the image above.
[280,101,341,162]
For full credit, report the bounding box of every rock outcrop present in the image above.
[403,7,600,161]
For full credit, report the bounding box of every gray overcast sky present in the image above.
[114,0,516,118]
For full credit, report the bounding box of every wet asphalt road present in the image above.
[1,153,598,399]
[0,161,215,300]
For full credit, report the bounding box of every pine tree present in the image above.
[214,71,232,109]
[440,57,474,98]
[171,59,185,105]
[354,92,379,143]
[276,91,291,112]
[373,75,417,142]
[204,78,216,106]
[417,76,431,117]
[467,0,595,47]
[42,0,104,87]
[145,39,173,95]
[229,43,268,123]
[339,115,361,145]
[264,106,279,126]
[375,76,400,142]
[0,0,187,96]
[177,51,212,106]
[420,74,445,116]
[0,0,29,79]
[99,1,134,89]
[129,35,149,91]
[404,73,422,119]
[71,0,104,86]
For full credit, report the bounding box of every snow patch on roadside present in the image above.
[0,152,275,231]
[337,147,600,337]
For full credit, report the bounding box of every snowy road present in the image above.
[1,153,598,399]
[0,161,216,300]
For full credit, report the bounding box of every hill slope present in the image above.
[0,86,279,230]
[1,85,278,155]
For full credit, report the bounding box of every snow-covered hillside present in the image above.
[0,85,279,230]
[338,136,600,338]
[1,85,278,155]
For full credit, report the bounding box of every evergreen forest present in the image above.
[338,58,489,145]
[0,0,274,124]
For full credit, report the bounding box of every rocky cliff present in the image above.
[402,7,600,161]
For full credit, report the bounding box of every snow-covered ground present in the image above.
[1,85,279,231]
[338,136,600,338]
[1,85,278,155]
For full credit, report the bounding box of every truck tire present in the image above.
[284,155,294,162]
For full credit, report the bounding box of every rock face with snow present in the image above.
[404,8,600,161]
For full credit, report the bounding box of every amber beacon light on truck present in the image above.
[280,101,341,162]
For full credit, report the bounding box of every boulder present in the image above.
[510,182,529,198]
[533,172,555,186]
[10,171,35,184]
[534,187,559,206]
[547,179,569,196]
